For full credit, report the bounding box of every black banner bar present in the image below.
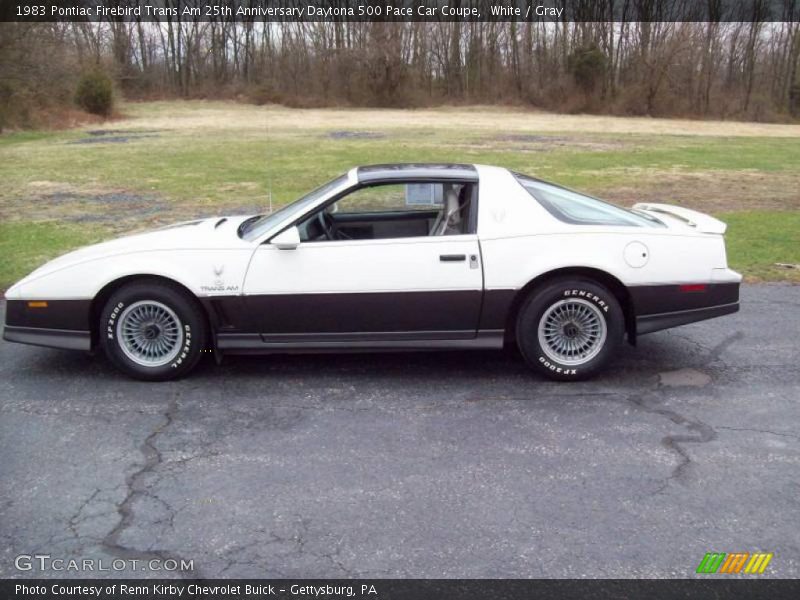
[3,0,799,23]
[3,579,800,600]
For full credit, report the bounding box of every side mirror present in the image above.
[271,226,300,250]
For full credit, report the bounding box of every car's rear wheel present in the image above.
[100,281,207,381]
[516,278,624,381]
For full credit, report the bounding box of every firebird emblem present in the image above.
[213,264,224,277]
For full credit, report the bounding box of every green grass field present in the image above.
[1,100,799,288]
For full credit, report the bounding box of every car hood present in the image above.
[16,215,255,284]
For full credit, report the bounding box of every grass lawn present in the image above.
[722,211,800,282]
[0,222,106,290]
[0,100,799,289]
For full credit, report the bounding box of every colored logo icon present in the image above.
[696,552,773,574]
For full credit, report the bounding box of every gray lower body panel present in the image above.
[217,330,504,354]
[3,325,91,351]
[636,302,739,335]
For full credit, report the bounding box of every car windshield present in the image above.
[514,173,664,228]
[239,174,349,241]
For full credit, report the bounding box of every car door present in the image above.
[242,182,483,343]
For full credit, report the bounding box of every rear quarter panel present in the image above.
[475,165,730,289]
[481,232,729,290]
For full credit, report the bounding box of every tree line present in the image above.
[1,7,799,128]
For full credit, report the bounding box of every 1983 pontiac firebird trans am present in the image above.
[3,164,741,381]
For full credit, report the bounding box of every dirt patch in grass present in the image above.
[68,130,161,145]
[86,129,162,136]
[2,181,263,234]
[40,191,168,226]
[328,131,386,140]
[0,184,175,231]
[596,170,800,213]
[69,136,132,145]
[489,134,633,152]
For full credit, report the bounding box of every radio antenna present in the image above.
[266,102,272,214]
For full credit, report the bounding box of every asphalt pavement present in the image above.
[1,284,798,579]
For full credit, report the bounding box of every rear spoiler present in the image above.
[632,203,727,234]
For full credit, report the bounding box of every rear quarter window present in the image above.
[514,173,664,228]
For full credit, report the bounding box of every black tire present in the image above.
[516,278,624,381]
[100,280,208,381]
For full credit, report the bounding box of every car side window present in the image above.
[297,182,475,242]
[334,184,441,213]
[514,173,664,228]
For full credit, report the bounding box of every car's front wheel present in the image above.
[100,281,207,381]
[516,278,624,381]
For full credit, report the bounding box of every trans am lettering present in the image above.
[202,264,238,292]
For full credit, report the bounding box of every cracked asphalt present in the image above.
[1,284,798,579]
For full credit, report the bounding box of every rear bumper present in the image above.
[2,325,91,351]
[636,302,739,335]
[631,281,740,336]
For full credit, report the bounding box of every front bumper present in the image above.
[3,325,91,351]
[3,298,93,351]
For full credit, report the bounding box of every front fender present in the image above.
[11,249,254,301]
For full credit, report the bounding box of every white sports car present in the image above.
[3,164,741,381]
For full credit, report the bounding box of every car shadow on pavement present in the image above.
[3,332,703,393]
